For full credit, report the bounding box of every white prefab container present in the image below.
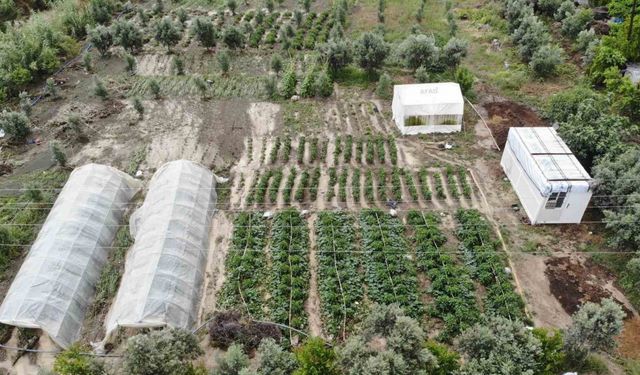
[0,164,140,348]
[392,82,464,135]
[501,127,593,224]
[105,160,216,337]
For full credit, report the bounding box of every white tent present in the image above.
[392,82,464,135]
[105,160,216,337]
[0,164,140,348]
[501,127,593,224]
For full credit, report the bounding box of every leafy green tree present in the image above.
[354,32,389,73]
[155,17,181,51]
[592,147,640,248]
[137,7,149,26]
[113,20,144,53]
[0,111,30,143]
[557,98,632,170]
[375,73,392,99]
[317,39,352,75]
[457,316,543,375]
[280,66,297,98]
[53,344,105,375]
[554,0,575,21]
[123,329,203,375]
[46,78,58,98]
[295,337,338,375]
[222,26,244,49]
[530,44,564,77]
[217,50,231,75]
[88,25,113,57]
[425,341,460,375]
[50,142,67,167]
[532,328,566,375]
[545,85,603,123]
[575,28,597,52]
[0,0,18,25]
[256,338,298,375]
[537,0,562,16]
[191,17,217,50]
[314,71,333,98]
[271,54,284,75]
[212,343,250,375]
[512,14,551,61]
[300,69,317,97]
[587,45,626,85]
[176,8,188,26]
[564,299,625,367]
[603,68,640,122]
[93,77,108,99]
[397,33,438,71]
[414,66,430,83]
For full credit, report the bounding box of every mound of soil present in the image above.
[545,257,632,317]
[484,101,548,148]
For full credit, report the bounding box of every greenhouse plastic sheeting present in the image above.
[392,82,464,118]
[105,160,216,335]
[506,127,591,196]
[0,164,141,348]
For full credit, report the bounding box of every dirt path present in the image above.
[305,215,323,337]
[198,211,233,321]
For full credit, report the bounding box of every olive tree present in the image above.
[122,329,203,375]
[53,344,105,375]
[0,111,30,143]
[222,26,244,49]
[353,32,389,74]
[397,33,439,71]
[456,316,543,375]
[88,25,113,57]
[154,17,181,51]
[255,338,297,375]
[191,17,217,50]
[530,44,564,77]
[211,343,250,375]
[441,37,468,69]
[113,20,143,53]
[375,72,392,99]
[316,39,352,75]
[563,299,625,367]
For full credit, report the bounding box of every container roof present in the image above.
[393,82,463,106]
[507,127,592,195]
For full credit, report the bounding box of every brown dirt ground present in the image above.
[483,100,548,148]
[617,317,640,360]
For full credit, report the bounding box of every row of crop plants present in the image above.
[267,135,398,166]
[218,212,270,318]
[244,166,475,207]
[315,211,364,340]
[359,209,423,319]
[406,211,480,341]
[455,209,525,320]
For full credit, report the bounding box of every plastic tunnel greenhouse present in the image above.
[105,160,216,337]
[0,164,141,348]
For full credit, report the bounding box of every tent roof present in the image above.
[507,127,592,195]
[393,82,463,106]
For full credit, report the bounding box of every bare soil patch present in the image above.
[483,100,548,148]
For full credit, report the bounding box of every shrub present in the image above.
[414,66,430,82]
[575,28,596,52]
[125,54,136,75]
[537,0,562,17]
[295,338,338,375]
[587,45,626,85]
[263,76,278,98]
[0,111,30,143]
[93,77,108,99]
[280,66,297,98]
[83,52,92,72]
[132,97,144,119]
[441,37,468,69]
[223,26,244,49]
[50,142,67,167]
[18,92,31,117]
[148,79,161,99]
[190,17,217,49]
[211,343,249,375]
[354,32,389,73]
[397,33,439,71]
[88,25,113,57]
[217,50,230,75]
[561,8,593,39]
[315,71,333,97]
[554,0,575,21]
[113,20,143,52]
[89,0,113,25]
[176,8,188,25]
[271,54,283,75]
[53,344,105,375]
[226,0,237,15]
[454,66,474,95]
[172,56,184,75]
[256,338,298,374]
[46,78,58,98]
[154,17,181,51]
[123,329,203,375]
[300,69,317,97]
[375,72,392,99]
[513,15,550,61]
[530,44,564,77]
[152,0,163,14]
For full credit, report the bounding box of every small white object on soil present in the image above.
[135,170,143,178]
[389,208,397,217]
[215,175,229,184]
[291,95,300,102]
[504,267,512,274]
[263,211,273,218]
[301,209,309,217]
